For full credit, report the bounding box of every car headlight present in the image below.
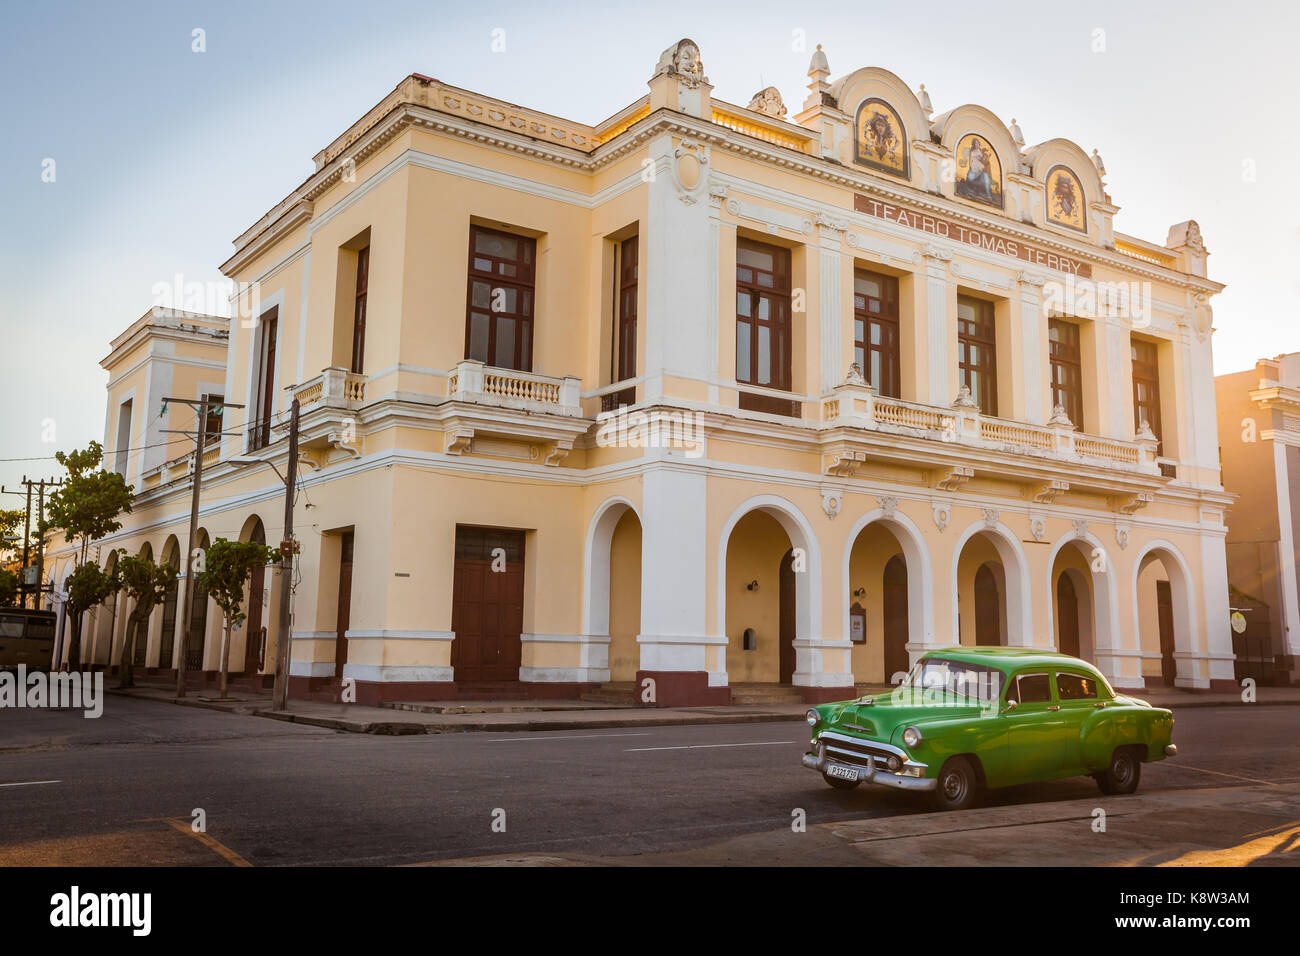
[902,726,922,749]
[805,708,820,727]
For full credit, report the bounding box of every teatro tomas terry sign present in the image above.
[854,194,1093,278]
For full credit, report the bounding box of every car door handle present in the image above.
[1094,701,1107,708]
[1047,705,1060,711]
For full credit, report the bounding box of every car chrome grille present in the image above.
[820,732,899,769]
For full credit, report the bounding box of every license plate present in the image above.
[826,764,858,782]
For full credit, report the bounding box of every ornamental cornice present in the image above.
[225,101,1223,298]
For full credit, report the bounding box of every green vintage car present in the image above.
[801,647,1176,811]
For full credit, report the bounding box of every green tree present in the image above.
[0,568,18,608]
[115,551,177,689]
[0,507,29,562]
[197,537,278,699]
[40,442,133,669]
[63,562,116,668]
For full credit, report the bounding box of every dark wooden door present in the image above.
[974,564,1000,647]
[451,528,525,682]
[245,563,265,675]
[334,532,354,680]
[158,574,178,669]
[779,550,796,684]
[1157,580,1176,685]
[1057,574,1080,658]
[132,610,148,666]
[883,555,909,680]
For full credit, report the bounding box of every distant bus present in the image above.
[0,609,57,670]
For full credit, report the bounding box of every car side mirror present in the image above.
[1002,699,1018,713]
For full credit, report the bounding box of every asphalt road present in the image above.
[1,698,1298,865]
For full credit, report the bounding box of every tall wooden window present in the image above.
[1048,319,1083,428]
[350,246,369,374]
[736,238,795,415]
[1131,338,1162,443]
[605,236,638,411]
[203,395,225,446]
[853,269,901,398]
[251,308,278,451]
[465,226,535,372]
[957,295,997,416]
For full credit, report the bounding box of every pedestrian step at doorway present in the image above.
[729,684,805,705]
[580,682,637,705]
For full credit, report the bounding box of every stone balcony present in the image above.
[440,360,588,466]
[818,376,1167,507]
[446,360,582,417]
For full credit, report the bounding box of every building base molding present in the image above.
[635,669,731,707]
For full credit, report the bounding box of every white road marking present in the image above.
[1160,763,1277,785]
[627,740,798,752]
[487,732,651,742]
[0,780,60,788]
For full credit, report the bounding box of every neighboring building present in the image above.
[48,307,230,672]
[45,38,1236,704]
[1216,354,1300,685]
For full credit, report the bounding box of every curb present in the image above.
[252,708,805,735]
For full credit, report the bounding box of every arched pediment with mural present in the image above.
[853,97,908,178]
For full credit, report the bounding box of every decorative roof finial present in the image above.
[1091,148,1107,177]
[917,83,933,115]
[808,43,830,78]
[1008,117,1025,147]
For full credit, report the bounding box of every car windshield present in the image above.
[902,658,1003,703]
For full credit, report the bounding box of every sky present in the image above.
[2,0,1298,495]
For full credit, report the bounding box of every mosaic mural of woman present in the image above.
[954,133,1002,208]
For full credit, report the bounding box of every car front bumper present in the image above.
[802,746,937,792]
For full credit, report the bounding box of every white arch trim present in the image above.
[950,520,1033,647]
[581,495,641,639]
[1131,538,1199,660]
[716,494,824,650]
[1046,530,1121,656]
[840,508,936,654]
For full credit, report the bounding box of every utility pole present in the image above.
[3,476,62,610]
[162,393,244,699]
[273,398,300,711]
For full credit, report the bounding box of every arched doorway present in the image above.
[241,517,268,676]
[953,522,1030,648]
[186,530,211,671]
[158,537,180,670]
[95,549,120,666]
[1057,574,1080,658]
[718,496,821,688]
[882,555,909,680]
[582,498,642,684]
[973,563,1001,646]
[1133,542,1196,688]
[133,542,153,667]
[779,549,796,683]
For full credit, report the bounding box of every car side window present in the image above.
[1056,673,1097,701]
[1011,672,1052,704]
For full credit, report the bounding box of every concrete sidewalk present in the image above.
[416,781,1300,867]
[101,679,1300,735]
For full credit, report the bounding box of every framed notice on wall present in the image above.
[850,602,866,644]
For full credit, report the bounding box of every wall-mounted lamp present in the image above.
[852,586,866,598]
[746,580,759,591]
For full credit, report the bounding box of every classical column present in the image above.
[815,213,847,393]
[1016,272,1048,425]
[636,461,727,706]
[922,245,954,406]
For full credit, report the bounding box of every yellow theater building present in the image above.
[45,39,1237,705]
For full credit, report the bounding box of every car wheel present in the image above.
[822,771,861,791]
[1096,747,1142,795]
[932,756,979,811]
